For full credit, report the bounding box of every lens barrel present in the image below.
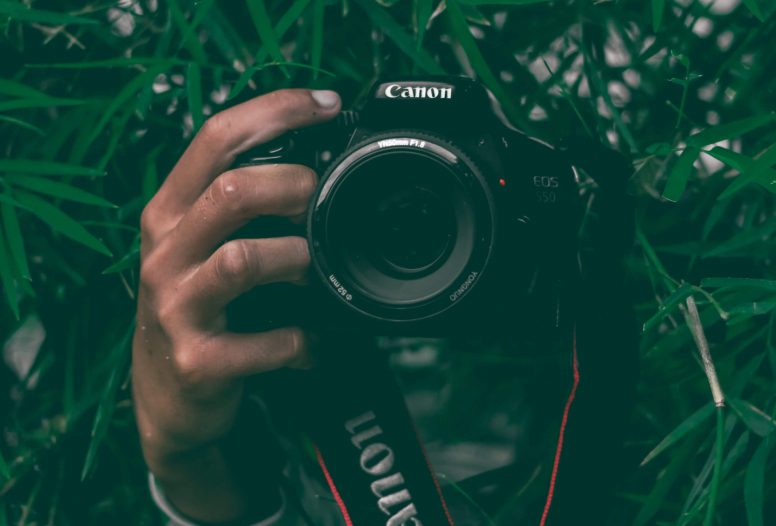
[308,132,496,323]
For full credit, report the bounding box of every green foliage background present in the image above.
[1,0,775,524]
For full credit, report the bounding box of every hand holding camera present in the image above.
[132,88,341,523]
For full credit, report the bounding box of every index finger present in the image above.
[149,89,341,222]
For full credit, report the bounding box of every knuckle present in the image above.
[210,171,247,213]
[140,203,162,240]
[283,327,310,366]
[286,326,307,356]
[155,299,182,333]
[199,112,230,143]
[139,251,166,292]
[214,241,254,285]
[171,347,205,388]
[289,236,311,268]
[295,167,318,200]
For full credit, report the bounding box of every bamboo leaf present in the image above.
[662,146,699,202]
[81,324,133,480]
[353,0,445,74]
[102,246,140,275]
[73,67,164,162]
[0,159,104,177]
[246,0,289,77]
[456,0,550,4]
[0,97,87,112]
[744,438,772,526]
[0,78,49,99]
[641,403,715,466]
[0,226,20,319]
[26,58,184,69]
[446,0,531,131]
[311,0,325,80]
[687,113,775,148]
[702,278,776,291]
[728,398,776,437]
[1,202,30,280]
[0,0,99,25]
[642,282,694,332]
[13,191,112,257]
[5,176,115,208]
[415,0,433,49]
[652,0,665,32]
[742,0,766,22]
[0,115,44,135]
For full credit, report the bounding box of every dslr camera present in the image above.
[233,77,585,335]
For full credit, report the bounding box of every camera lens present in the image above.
[369,179,455,275]
[309,134,495,322]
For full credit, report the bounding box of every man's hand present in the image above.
[132,89,341,522]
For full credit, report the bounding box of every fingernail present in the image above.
[311,90,340,109]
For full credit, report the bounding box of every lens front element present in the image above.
[309,133,495,323]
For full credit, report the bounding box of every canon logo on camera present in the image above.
[378,81,454,100]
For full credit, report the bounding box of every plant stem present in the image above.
[703,406,725,526]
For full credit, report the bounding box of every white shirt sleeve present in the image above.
[148,472,287,526]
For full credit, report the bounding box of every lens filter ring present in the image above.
[308,131,496,323]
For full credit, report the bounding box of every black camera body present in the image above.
[232,77,583,336]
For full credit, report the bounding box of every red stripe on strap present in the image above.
[410,425,456,526]
[314,444,354,526]
[539,326,580,526]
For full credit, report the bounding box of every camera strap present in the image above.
[285,339,455,526]
[272,138,636,526]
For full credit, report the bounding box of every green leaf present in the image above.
[415,0,433,49]
[0,159,104,177]
[641,403,715,466]
[643,282,694,332]
[13,191,112,257]
[0,0,98,25]
[253,0,313,64]
[73,67,164,162]
[687,113,775,148]
[102,247,140,275]
[702,278,776,291]
[246,0,289,77]
[728,398,776,437]
[187,62,204,132]
[5,176,115,207]
[0,78,48,99]
[742,0,766,21]
[168,0,208,63]
[446,0,533,132]
[0,115,44,135]
[712,142,776,199]
[456,0,550,4]
[0,97,87,112]
[311,0,325,80]
[744,437,772,526]
[26,57,184,69]
[662,146,699,202]
[0,226,20,319]
[652,0,665,32]
[81,324,133,480]
[1,202,30,280]
[646,142,673,155]
[0,448,9,480]
[353,0,445,75]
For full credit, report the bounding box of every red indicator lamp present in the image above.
[498,178,507,187]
